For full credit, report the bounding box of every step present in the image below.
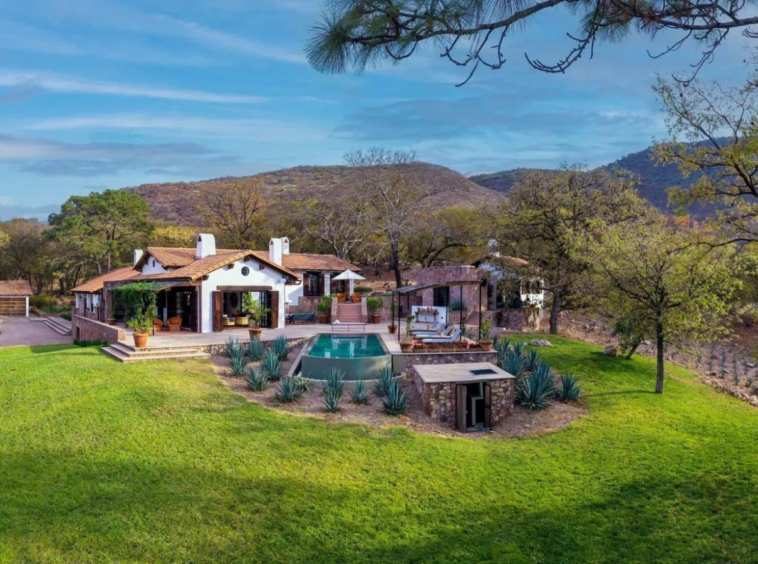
[44,318,72,335]
[102,346,210,363]
[114,342,210,355]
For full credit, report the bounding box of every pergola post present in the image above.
[459,284,464,340]
[478,279,483,341]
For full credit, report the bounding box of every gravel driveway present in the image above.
[0,317,72,348]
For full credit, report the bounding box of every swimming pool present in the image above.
[300,334,392,380]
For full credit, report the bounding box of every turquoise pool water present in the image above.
[308,334,386,359]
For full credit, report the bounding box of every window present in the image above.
[433,287,450,307]
[304,272,321,297]
[241,266,250,276]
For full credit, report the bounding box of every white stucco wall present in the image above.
[141,259,169,276]
[479,260,545,308]
[198,258,289,333]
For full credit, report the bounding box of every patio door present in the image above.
[212,291,223,332]
[259,291,272,328]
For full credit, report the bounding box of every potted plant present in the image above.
[366,296,383,324]
[400,313,415,353]
[478,318,493,351]
[127,311,153,349]
[387,300,397,334]
[317,295,333,324]
[107,317,116,326]
[243,294,270,339]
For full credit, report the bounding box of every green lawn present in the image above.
[1,337,757,564]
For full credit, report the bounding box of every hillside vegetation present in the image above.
[128,163,502,226]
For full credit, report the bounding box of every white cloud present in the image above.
[0,69,265,104]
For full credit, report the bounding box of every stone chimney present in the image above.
[134,250,144,266]
[196,234,216,259]
[269,238,284,265]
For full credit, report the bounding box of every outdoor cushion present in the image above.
[422,329,462,344]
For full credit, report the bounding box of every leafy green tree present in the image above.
[307,0,756,85]
[498,166,649,334]
[590,220,737,393]
[48,190,153,274]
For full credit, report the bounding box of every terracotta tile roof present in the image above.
[472,254,529,269]
[0,280,33,296]
[137,247,241,269]
[71,267,140,293]
[251,251,360,272]
[135,252,300,282]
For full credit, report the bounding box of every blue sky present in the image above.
[0,0,753,220]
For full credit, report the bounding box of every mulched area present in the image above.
[211,346,586,439]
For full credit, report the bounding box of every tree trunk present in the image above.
[655,321,665,394]
[549,287,562,335]
[389,240,402,288]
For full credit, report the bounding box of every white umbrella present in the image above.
[332,270,366,296]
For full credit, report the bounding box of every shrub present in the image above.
[517,363,556,410]
[317,295,333,315]
[556,373,581,402]
[228,354,247,377]
[349,381,371,405]
[73,339,108,348]
[60,312,72,322]
[499,351,526,379]
[262,349,283,381]
[244,366,269,391]
[275,376,304,403]
[354,286,373,294]
[366,296,384,314]
[374,366,395,397]
[480,318,492,340]
[272,335,292,361]
[245,337,264,361]
[323,387,342,412]
[225,337,243,359]
[382,382,408,416]
[322,368,346,397]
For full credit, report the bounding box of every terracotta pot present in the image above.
[479,339,493,352]
[371,314,381,324]
[352,294,361,303]
[387,325,397,334]
[318,314,330,324]
[400,341,414,353]
[248,327,262,339]
[107,318,116,326]
[133,332,148,348]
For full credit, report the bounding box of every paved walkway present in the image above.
[0,317,73,348]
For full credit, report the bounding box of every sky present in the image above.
[0,0,754,220]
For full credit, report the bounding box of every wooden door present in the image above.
[269,291,279,329]
[212,291,223,332]
[456,384,468,433]
[484,383,492,430]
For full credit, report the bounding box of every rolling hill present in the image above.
[128,163,503,226]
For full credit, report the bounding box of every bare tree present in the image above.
[308,0,758,85]
[201,178,267,249]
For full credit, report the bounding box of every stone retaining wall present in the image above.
[72,315,125,343]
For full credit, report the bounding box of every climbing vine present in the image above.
[113,282,158,321]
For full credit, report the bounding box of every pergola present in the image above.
[390,279,488,342]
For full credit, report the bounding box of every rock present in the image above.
[603,345,618,357]
[529,339,553,347]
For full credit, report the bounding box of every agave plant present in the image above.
[262,348,283,381]
[525,349,541,372]
[494,336,511,356]
[225,337,243,360]
[374,366,395,397]
[517,363,556,410]
[349,381,371,405]
[228,354,247,377]
[322,368,346,398]
[244,366,269,391]
[245,337,264,362]
[556,373,581,402]
[382,382,408,416]
[323,387,342,413]
[272,335,292,361]
[512,341,526,359]
[275,376,304,403]
[500,351,526,379]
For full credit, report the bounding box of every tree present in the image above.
[200,178,267,249]
[498,166,649,334]
[345,148,450,287]
[654,66,758,245]
[48,190,153,273]
[0,219,54,293]
[405,207,488,267]
[307,0,758,85]
[589,219,737,393]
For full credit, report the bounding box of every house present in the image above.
[471,254,545,310]
[0,280,33,317]
[73,235,360,333]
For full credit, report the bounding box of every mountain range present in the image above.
[129,143,698,226]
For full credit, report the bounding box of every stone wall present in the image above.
[288,296,321,315]
[72,315,125,343]
[416,266,487,313]
[410,367,515,428]
[402,350,498,370]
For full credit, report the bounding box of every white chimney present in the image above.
[269,238,283,265]
[134,249,144,266]
[196,234,216,259]
[282,237,290,255]
[488,239,500,257]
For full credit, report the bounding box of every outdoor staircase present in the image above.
[44,316,72,336]
[334,303,364,323]
[102,342,210,363]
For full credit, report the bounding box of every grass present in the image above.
[1,336,757,563]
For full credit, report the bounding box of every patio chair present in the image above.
[422,329,462,344]
[411,320,442,334]
[414,325,454,338]
[337,293,346,303]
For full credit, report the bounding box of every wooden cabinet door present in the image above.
[484,383,492,430]
[456,384,468,433]
[212,291,223,332]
